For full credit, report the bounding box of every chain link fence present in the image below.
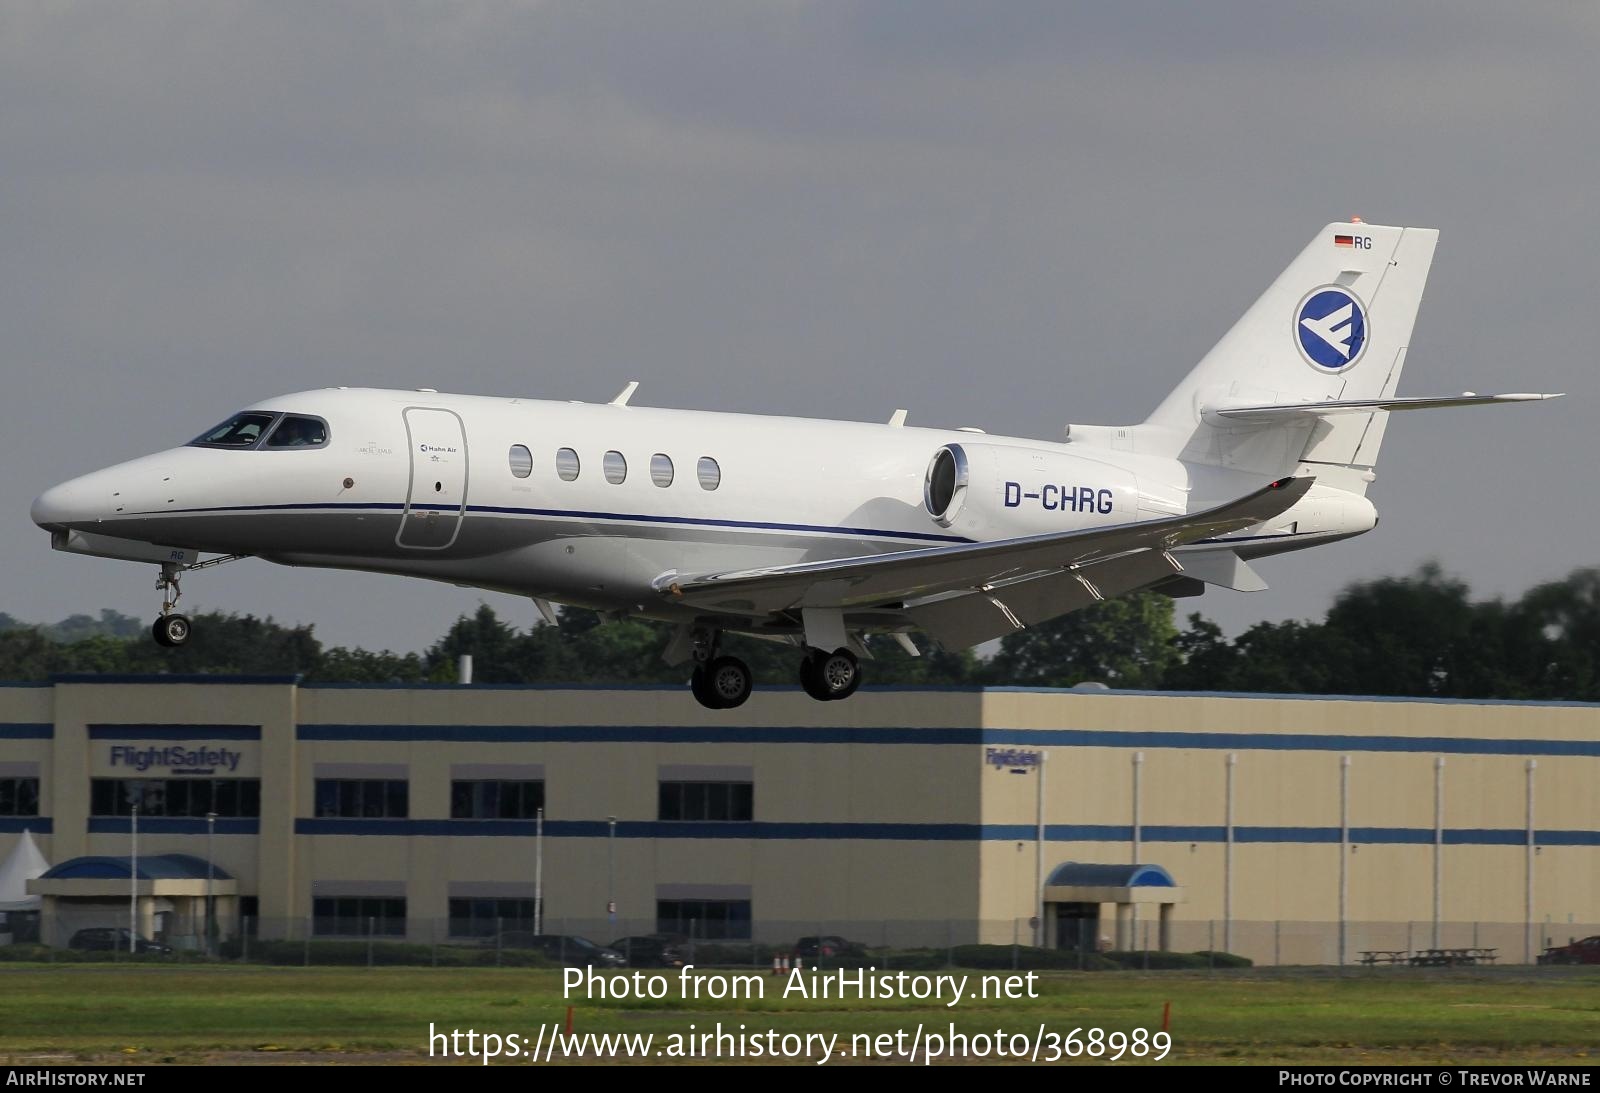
[5,912,1595,969]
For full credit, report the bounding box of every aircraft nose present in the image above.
[31,479,94,531]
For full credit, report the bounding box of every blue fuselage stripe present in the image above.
[122,502,971,544]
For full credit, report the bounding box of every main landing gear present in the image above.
[798,646,861,702]
[686,629,864,710]
[687,628,755,710]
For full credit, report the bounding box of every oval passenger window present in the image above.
[508,445,533,479]
[603,451,627,485]
[696,456,721,491]
[650,453,674,488]
[556,448,581,482]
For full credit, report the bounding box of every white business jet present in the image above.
[31,222,1559,709]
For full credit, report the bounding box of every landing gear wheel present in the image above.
[802,648,861,701]
[701,655,753,710]
[690,665,718,708]
[799,652,832,701]
[152,614,192,648]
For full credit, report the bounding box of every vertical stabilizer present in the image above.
[1141,222,1438,486]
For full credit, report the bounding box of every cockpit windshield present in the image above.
[189,412,279,449]
[188,411,330,451]
[263,414,329,448]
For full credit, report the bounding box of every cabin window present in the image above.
[556,448,581,481]
[188,412,280,450]
[650,453,674,488]
[697,456,721,491]
[603,450,627,485]
[262,414,330,449]
[508,445,533,479]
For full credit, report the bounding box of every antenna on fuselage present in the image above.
[610,381,640,406]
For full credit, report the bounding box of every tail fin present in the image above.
[1141,221,1438,489]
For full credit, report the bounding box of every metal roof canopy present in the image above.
[28,854,236,900]
[1043,862,1185,905]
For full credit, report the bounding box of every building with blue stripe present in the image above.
[0,676,1594,963]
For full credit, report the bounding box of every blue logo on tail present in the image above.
[1295,287,1368,372]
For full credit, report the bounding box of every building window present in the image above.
[603,450,627,484]
[696,456,721,491]
[658,781,753,822]
[508,444,533,478]
[450,780,544,820]
[312,897,406,937]
[657,899,751,940]
[448,898,537,938]
[0,778,39,817]
[313,779,408,819]
[556,447,581,481]
[89,779,259,818]
[650,453,674,487]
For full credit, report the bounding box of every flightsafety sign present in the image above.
[985,747,1040,774]
[107,745,244,774]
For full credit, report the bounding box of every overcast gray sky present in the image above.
[3,3,1596,654]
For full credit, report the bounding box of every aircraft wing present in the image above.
[657,476,1313,619]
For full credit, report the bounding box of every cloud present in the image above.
[1,2,1595,649]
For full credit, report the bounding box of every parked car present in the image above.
[794,935,866,959]
[496,933,625,967]
[608,934,687,968]
[1537,935,1600,965]
[68,927,172,955]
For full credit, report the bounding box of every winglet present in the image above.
[887,409,908,427]
[610,381,641,406]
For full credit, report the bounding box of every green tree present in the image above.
[983,592,1179,688]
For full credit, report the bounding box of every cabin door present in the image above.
[397,407,468,550]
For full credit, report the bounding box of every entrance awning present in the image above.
[1043,862,1185,905]
[27,854,236,900]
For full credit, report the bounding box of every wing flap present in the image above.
[661,476,1313,617]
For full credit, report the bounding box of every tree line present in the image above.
[3,562,1599,700]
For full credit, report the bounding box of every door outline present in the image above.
[396,406,469,551]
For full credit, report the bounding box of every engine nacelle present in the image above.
[923,442,1142,539]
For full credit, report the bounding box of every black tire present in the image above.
[152,615,191,647]
[703,655,753,709]
[798,652,833,701]
[157,614,192,647]
[815,648,861,701]
[689,665,723,709]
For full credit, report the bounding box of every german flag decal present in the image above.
[1333,234,1355,247]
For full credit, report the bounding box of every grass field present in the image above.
[0,964,1595,1065]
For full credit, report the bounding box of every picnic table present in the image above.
[1408,947,1498,967]
[1359,947,1498,967]
[1358,950,1410,966]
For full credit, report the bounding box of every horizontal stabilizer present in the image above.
[1204,392,1562,425]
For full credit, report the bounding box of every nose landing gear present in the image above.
[147,554,244,648]
[151,563,191,648]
